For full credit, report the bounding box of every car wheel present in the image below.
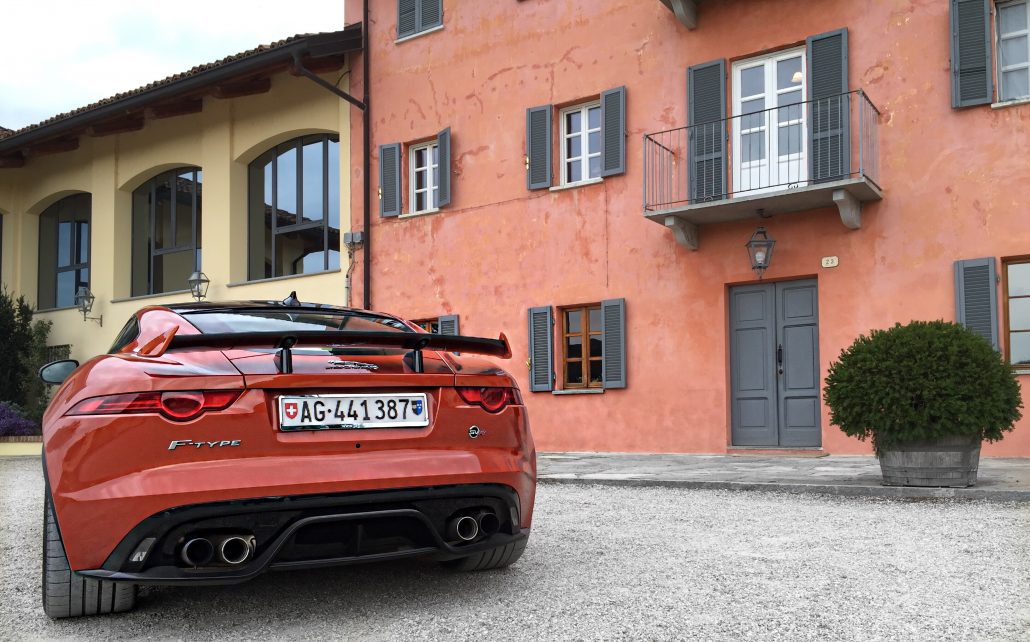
[42,487,137,618]
[442,537,528,572]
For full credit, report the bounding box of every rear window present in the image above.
[182,310,412,335]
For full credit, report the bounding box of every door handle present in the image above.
[776,344,784,376]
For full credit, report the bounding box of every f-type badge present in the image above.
[327,360,379,371]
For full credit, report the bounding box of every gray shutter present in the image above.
[438,314,459,336]
[807,28,850,183]
[955,258,999,349]
[526,105,552,190]
[600,86,626,177]
[419,0,443,30]
[687,60,726,202]
[528,306,554,392]
[601,298,626,389]
[397,0,417,38]
[379,143,401,218]
[436,127,451,208]
[950,0,993,108]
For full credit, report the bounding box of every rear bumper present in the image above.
[77,484,528,586]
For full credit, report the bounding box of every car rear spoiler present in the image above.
[164,330,512,373]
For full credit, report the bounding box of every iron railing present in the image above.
[643,90,880,212]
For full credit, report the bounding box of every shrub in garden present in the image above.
[0,289,56,432]
[823,320,1023,454]
[0,402,37,437]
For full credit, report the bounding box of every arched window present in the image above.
[131,167,202,296]
[247,135,340,280]
[38,194,91,310]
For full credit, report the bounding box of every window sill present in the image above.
[398,208,440,219]
[395,24,444,44]
[991,97,1030,110]
[110,289,190,304]
[552,388,604,395]
[227,268,341,288]
[1013,369,1030,376]
[36,305,80,314]
[549,177,603,192]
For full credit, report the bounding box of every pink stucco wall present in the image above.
[346,0,1030,456]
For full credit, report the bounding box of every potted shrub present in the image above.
[824,320,1023,487]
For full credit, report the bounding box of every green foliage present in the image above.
[824,320,1023,454]
[0,290,56,431]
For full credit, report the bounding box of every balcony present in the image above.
[643,90,882,249]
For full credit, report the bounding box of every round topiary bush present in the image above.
[824,320,1023,454]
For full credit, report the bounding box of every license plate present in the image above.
[278,393,430,431]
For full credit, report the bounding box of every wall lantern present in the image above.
[745,227,775,280]
[74,286,102,326]
[187,271,210,302]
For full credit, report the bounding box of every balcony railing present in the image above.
[643,90,880,214]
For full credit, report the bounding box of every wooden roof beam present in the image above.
[88,115,145,137]
[148,97,204,119]
[211,76,272,99]
[0,153,25,168]
[26,137,80,156]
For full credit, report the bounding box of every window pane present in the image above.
[415,191,427,212]
[302,140,324,223]
[155,175,173,250]
[566,110,581,134]
[566,361,583,385]
[741,65,764,97]
[777,57,803,90]
[567,135,581,159]
[328,139,340,229]
[131,187,151,296]
[778,93,803,123]
[328,249,340,270]
[589,336,603,360]
[414,147,426,169]
[274,227,325,276]
[56,271,75,308]
[1002,36,1029,67]
[741,98,765,129]
[1011,298,1030,331]
[588,308,602,331]
[1008,263,1030,296]
[415,169,427,190]
[431,144,439,166]
[174,171,195,247]
[1012,332,1030,365]
[741,132,766,162]
[588,131,601,155]
[566,309,582,333]
[57,222,71,267]
[153,249,193,295]
[567,160,582,183]
[1003,69,1030,100]
[248,156,274,280]
[76,221,89,264]
[588,106,601,130]
[1000,2,1028,34]
[588,155,601,178]
[567,335,582,359]
[589,359,602,384]
[277,146,298,218]
[778,125,803,155]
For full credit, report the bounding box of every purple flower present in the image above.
[0,402,38,437]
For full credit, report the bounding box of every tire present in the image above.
[442,537,528,572]
[42,487,137,618]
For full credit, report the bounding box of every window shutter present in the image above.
[419,0,443,31]
[436,127,451,208]
[950,0,993,108]
[601,298,627,389]
[438,314,459,336]
[379,143,401,218]
[527,306,554,392]
[687,60,726,202]
[526,105,552,190]
[807,28,850,183]
[955,258,999,349]
[600,86,626,177]
[397,0,417,38]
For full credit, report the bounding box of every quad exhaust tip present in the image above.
[180,538,214,566]
[448,515,480,542]
[476,511,500,537]
[219,536,253,565]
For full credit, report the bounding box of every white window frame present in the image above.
[408,141,439,214]
[731,47,807,197]
[559,101,602,187]
[997,0,1030,102]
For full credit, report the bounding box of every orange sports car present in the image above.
[38,297,535,618]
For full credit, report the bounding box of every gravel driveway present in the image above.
[2,456,1028,641]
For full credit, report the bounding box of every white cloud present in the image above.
[0,0,346,129]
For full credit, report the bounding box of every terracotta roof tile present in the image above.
[5,32,329,138]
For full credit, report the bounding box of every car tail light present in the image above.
[455,387,522,413]
[68,390,241,422]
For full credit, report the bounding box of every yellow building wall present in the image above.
[0,70,353,362]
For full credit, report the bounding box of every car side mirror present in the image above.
[39,360,79,385]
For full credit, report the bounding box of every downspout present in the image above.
[362,0,371,309]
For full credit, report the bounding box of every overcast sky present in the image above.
[0,1,347,130]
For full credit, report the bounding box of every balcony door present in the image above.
[731,49,807,197]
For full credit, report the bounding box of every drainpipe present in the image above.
[291,0,372,309]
